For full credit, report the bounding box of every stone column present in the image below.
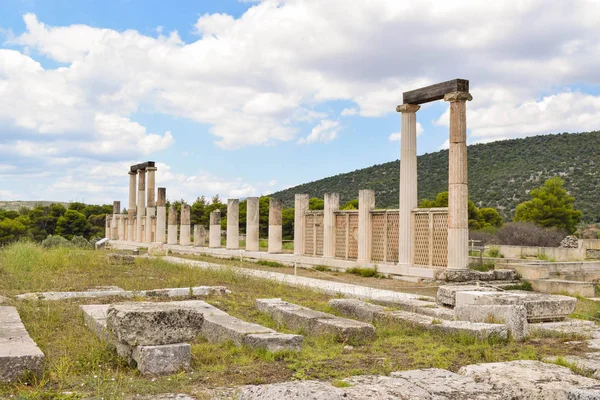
[118,213,125,240]
[155,188,166,243]
[294,194,309,255]
[180,204,191,246]
[268,198,283,253]
[209,210,221,248]
[145,166,157,243]
[111,201,120,240]
[357,189,375,264]
[136,169,146,242]
[396,104,421,266]
[226,199,240,249]
[444,91,473,269]
[246,197,259,251]
[194,225,206,247]
[167,205,178,245]
[127,171,137,242]
[323,193,339,258]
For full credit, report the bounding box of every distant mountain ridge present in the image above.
[272,131,600,222]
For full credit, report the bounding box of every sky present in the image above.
[0,0,599,205]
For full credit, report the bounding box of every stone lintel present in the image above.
[130,161,155,173]
[403,79,469,105]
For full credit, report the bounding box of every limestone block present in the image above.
[459,360,600,400]
[530,279,594,298]
[530,319,597,339]
[200,314,274,345]
[106,253,135,264]
[436,285,499,307]
[455,304,528,341]
[311,317,376,340]
[132,343,191,376]
[545,353,600,380]
[0,306,45,382]
[493,269,517,280]
[243,333,303,352]
[328,298,386,323]
[106,302,204,346]
[444,268,474,282]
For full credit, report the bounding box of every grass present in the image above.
[255,260,286,268]
[468,261,496,272]
[0,241,594,399]
[345,266,384,278]
[503,281,533,291]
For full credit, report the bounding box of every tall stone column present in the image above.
[194,225,206,247]
[145,166,157,243]
[111,201,120,240]
[155,188,166,243]
[127,171,137,242]
[246,197,259,251]
[167,205,178,245]
[268,198,283,253]
[136,169,146,242]
[209,210,221,248]
[323,193,339,258]
[226,199,240,249]
[444,91,473,269]
[118,213,125,240]
[357,189,375,264]
[180,204,191,246]
[294,194,309,255]
[396,103,420,266]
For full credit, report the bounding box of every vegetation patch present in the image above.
[345,266,383,278]
[468,261,495,272]
[503,281,533,291]
[256,260,286,268]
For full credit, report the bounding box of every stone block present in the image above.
[0,306,45,382]
[106,253,135,264]
[436,285,499,307]
[493,269,517,281]
[455,304,528,341]
[530,319,597,339]
[445,268,473,282]
[107,302,204,346]
[328,299,386,323]
[312,317,376,340]
[545,353,600,380]
[0,295,10,304]
[201,314,274,345]
[243,333,303,352]
[132,343,191,376]
[459,360,600,399]
[531,279,594,298]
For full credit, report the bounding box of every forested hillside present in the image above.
[273,131,600,222]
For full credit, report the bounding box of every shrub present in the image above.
[346,266,383,278]
[256,260,285,268]
[469,261,495,272]
[487,247,503,258]
[71,235,93,249]
[313,265,332,272]
[496,222,565,247]
[41,235,72,249]
[469,229,497,246]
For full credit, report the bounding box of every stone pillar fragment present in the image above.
[194,225,206,247]
[167,205,178,245]
[444,91,473,269]
[268,198,283,253]
[357,190,375,264]
[180,204,191,246]
[396,103,421,266]
[136,169,146,242]
[246,197,259,251]
[118,214,125,240]
[209,210,221,248]
[323,193,339,258]
[226,199,239,249]
[145,167,157,243]
[111,201,120,240]
[294,194,309,255]
[127,171,137,242]
[155,188,167,243]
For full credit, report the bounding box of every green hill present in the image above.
[273,131,600,222]
[0,201,70,211]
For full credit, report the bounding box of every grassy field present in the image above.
[0,242,597,399]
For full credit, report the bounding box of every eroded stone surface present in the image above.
[17,286,230,301]
[107,302,204,346]
[530,319,598,339]
[0,306,45,382]
[106,253,135,264]
[328,298,386,323]
[545,353,600,379]
[0,295,10,304]
[132,343,191,376]
[437,285,500,307]
[459,360,600,399]
[455,304,528,341]
[201,314,274,345]
[243,333,303,352]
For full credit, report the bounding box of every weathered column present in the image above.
[226,199,240,249]
[145,166,157,243]
[155,188,166,243]
[123,216,128,241]
[323,193,339,258]
[167,205,178,245]
[136,169,146,242]
[444,91,473,269]
[127,171,137,242]
[194,225,206,247]
[268,198,283,253]
[396,104,421,266]
[294,194,309,255]
[180,204,191,246]
[246,197,259,251]
[209,210,221,248]
[117,213,125,240]
[357,189,375,264]
[111,201,120,240]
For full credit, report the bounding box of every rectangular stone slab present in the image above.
[436,285,500,307]
[107,302,204,346]
[243,333,303,352]
[0,306,45,382]
[132,343,191,376]
[201,314,275,345]
[256,298,376,341]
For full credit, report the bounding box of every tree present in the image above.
[514,177,582,234]
[55,210,92,240]
[419,191,503,229]
[341,199,358,210]
[0,216,30,244]
[309,197,324,210]
[191,196,207,226]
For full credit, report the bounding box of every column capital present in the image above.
[146,166,157,172]
[444,91,473,103]
[396,104,421,113]
[128,170,137,175]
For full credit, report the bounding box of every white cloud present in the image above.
[341,108,358,116]
[389,122,424,141]
[298,120,341,144]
